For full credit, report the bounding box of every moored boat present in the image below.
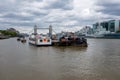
[21,38,26,43]
[29,25,52,46]
[29,34,52,46]
[17,37,21,41]
[58,36,87,47]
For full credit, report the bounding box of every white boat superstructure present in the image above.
[29,34,52,46]
[29,25,52,46]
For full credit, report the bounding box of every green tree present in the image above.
[0,30,17,37]
[116,30,120,33]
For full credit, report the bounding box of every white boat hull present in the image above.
[29,39,52,46]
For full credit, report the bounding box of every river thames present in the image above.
[0,38,120,80]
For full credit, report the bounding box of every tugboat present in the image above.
[21,37,26,43]
[17,37,21,41]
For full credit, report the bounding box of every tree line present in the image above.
[0,30,18,37]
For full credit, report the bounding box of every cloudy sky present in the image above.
[0,0,120,33]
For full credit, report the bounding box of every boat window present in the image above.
[40,40,42,42]
[47,40,50,42]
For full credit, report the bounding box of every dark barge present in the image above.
[52,37,87,47]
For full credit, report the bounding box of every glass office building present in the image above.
[93,20,120,33]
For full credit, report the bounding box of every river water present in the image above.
[0,38,120,80]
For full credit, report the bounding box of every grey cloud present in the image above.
[28,10,48,17]
[0,0,22,13]
[96,1,120,16]
[31,12,47,16]
[0,0,74,30]
[25,0,43,2]
[1,13,34,21]
[0,20,34,27]
[44,0,73,10]
[1,0,114,32]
